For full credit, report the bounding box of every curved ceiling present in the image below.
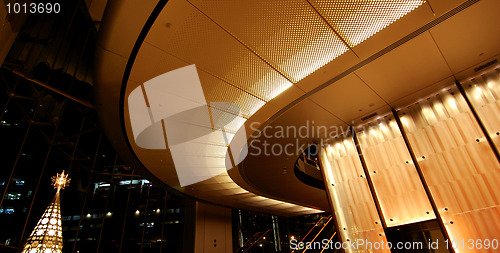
[93,0,500,216]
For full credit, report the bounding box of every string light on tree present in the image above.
[21,171,70,253]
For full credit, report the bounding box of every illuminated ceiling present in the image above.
[93,0,500,216]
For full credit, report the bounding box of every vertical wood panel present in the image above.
[357,117,436,227]
[463,68,500,150]
[399,85,500,253]
[320,137,389,253]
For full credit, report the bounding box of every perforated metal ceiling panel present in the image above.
[128,42,189,85]
[188,0,349,82]
[209,107,247,133]
[198,71,266,118]
[127,43,265,119]
[310,0,425,47]
[145,0,293,101]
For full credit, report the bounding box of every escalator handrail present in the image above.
[320,231,337,253]
[242,229,273,253]
[303,217,333,253]
[235,231,263,253]
[291,216,330,253]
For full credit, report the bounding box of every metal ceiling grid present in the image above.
[209,107,247,133]
[148,0,293,101]
[188,0,349,82]
[197,70,266,118]
[310,0,425,47]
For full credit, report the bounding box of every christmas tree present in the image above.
[21,171,70,253]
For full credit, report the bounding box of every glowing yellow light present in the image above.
[422,108,428,116]
[343,139,350,146]
[475,86,483,100]
[22,172,69,253]
[400,117,408,126]
[447,97,457,110]
[379,123,387,132]
[433,102,444,114]
[325,160,336,187]
[51,171,70,193]
[328,145,333,153]
[422,106,437,123]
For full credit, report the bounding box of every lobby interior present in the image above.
[0,0,499,252]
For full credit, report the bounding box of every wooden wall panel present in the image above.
[357,117,435,227]
[321,137,389,253]
[400,85,500,253]
[463,68,500,150]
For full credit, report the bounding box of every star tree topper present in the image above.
[51,170,70,192]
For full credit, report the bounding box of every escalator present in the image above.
[291,216,340,253]
[236,229,273,253]
[235,215,340,253]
